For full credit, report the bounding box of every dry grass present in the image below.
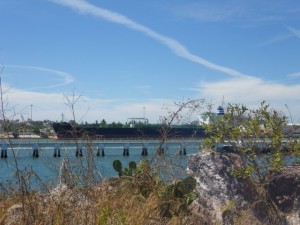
[0,174,202,225]
[0,163,277,225]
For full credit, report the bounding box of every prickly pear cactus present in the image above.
[113,160,123,176]
[178,176,197,195]
[162,176,197,199]
[126,161,137,176]
[113,160,139,176]
[159,176,197,217]
[128,161,137,170]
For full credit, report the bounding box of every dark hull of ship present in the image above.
[52,123,206,139]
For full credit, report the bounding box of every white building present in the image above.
[198,106,225,125]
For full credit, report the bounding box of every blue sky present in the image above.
[1,0,300,123]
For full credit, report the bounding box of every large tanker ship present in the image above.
[52,122,206,139]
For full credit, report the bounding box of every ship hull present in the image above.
[52,123,206,139]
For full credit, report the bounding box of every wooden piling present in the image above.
[97,144,105,157]
[123,144,130,156]
[1,144,7,158]
[179,144,187,155]
[76,145,83,157]
[141,143,148,156]
[54,144,61,157]
[32,144,39,158]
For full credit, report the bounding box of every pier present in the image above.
[0,138,201,158]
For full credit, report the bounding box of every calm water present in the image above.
[0,138,201,188]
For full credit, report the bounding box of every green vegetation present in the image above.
[202,101,300,180]
[201,101,300,223]
[112,160,137,176]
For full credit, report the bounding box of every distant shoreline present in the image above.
[0,134,57,139]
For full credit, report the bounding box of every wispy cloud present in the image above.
[197,76,300,121]
[173,1,300,24]
[136,85,152,92]
[1,82,66,120]
[287,26,300,38]
[173,1,245,22]
[258,33,293,47]
[4,65,74,89]
[199,77,300,101]
[45,0,300,123]
[287,72,300,78]
[50,0,250,78]
[3,81,169,123]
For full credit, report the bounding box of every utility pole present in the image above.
[30,104,33,121]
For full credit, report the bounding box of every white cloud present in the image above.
[0,80,173,123]
[173,1,245,22]
[287,72,300,78]
[258,33,293,47]
[287,26,300,38]
[5,65,74,89]
[136,85,152,92]
[60,98,171,124]
[3,74,300,123]
[199,76,300,101]
[50,0,250,78]
[197,76,300,122]
[0,83,65,120]
[173,1,300,24]
[3,1,297,124]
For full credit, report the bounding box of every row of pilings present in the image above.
[0,143,187,158]
[1,144,7,158]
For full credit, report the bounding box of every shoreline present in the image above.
[0,134,57,139]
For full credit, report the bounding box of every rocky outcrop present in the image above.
[187,149,300,225]
[187,149,259,224]
[267,166,300,225]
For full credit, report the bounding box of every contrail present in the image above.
[287,26,300,38]
[4,65,74,89]
[50,0,251,78]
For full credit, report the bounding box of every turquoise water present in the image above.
[0,139,201,189]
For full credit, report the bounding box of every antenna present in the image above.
[143,106,146,118]
[30,104,33,121]
[221,96,225,108]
